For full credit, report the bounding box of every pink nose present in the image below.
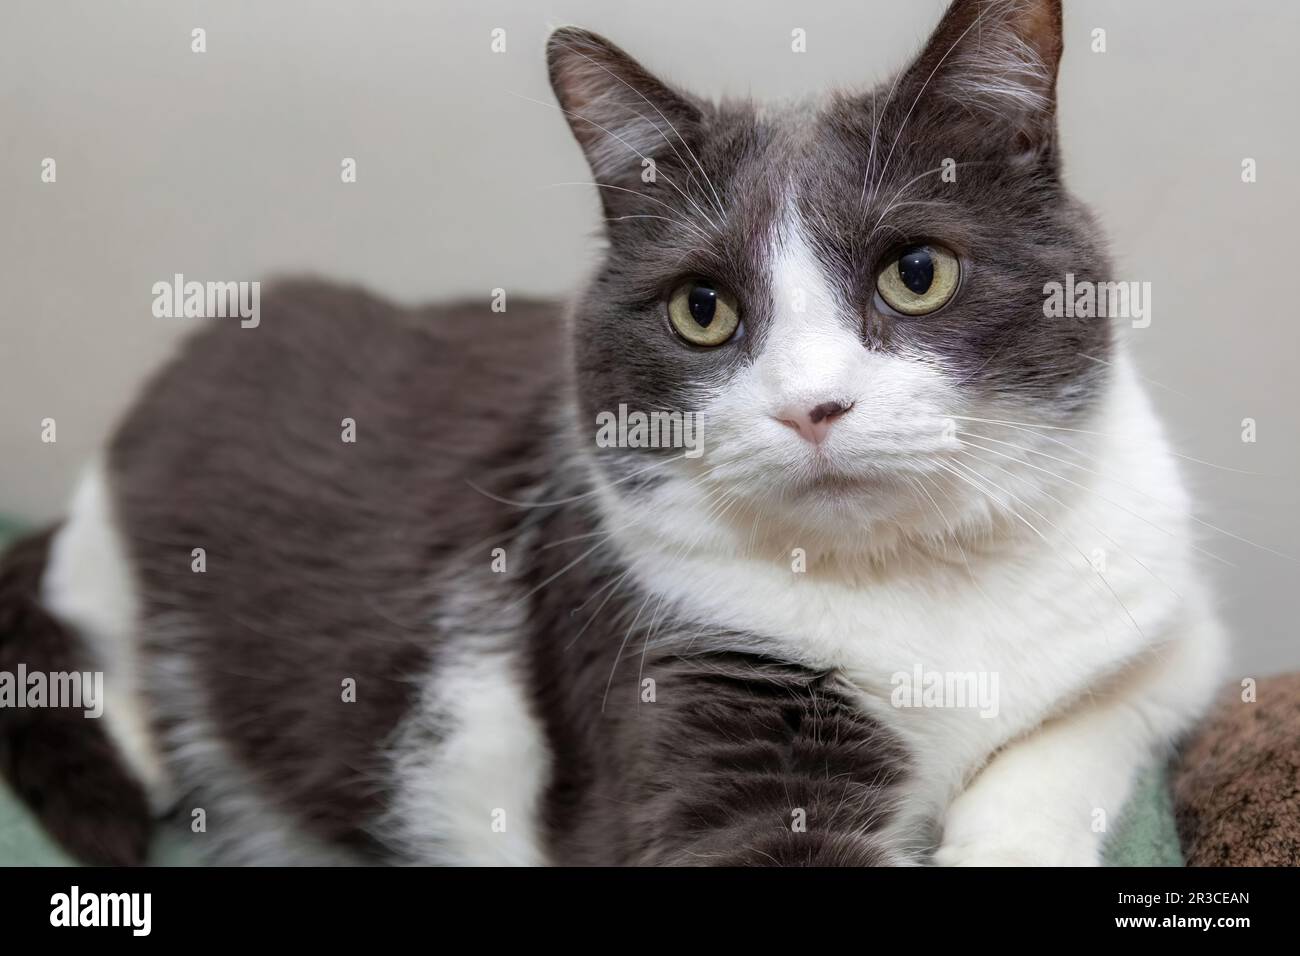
[775,400,853,445]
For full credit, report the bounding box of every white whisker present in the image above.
[955,430,1246,567]
[942,457,1144,640]
[947,414,1270,477]
[954,445,1182,600]
[466,452,689,509]
[866,9,988,207]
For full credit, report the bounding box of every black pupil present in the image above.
[688,285,717,327]
[898,247,934,295]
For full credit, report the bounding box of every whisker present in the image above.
[605,215,723,255]
[955,431,1247,566]
[934,457,1092,600]
[564,566,635,651]
[501,537,612,615]
[907,473,999,609]
[466,451,689,509]
[546,180,715,234]
[941,457,1143,639]
[602,586,657,712]
[546,182,722,253]
[860,66,905,208]
[955,445,1182,599]
[947,414,1269,477]
[538,523,625,551]
[1079,352,1197,403]
[864,160,996,246]
[633,486,744,697]
[866,9,987,207]
[566,460,734,656]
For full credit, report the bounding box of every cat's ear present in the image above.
[899,0,1064,161]
[546,27,702,185]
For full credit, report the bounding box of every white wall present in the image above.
[2,0,1297,674]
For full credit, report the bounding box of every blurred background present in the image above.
[2,0,1296,675]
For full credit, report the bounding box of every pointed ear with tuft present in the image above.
[898,0,1064,162]
[546,27,703,190]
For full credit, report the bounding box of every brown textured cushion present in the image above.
[1174,674,1300,866]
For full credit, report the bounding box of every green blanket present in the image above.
[0,521,1183,866]
[0,767,1187,866]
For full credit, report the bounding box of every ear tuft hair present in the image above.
[903,0,1064,149]
[546,27,701,184]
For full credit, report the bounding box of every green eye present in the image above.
[876,244,960,315]
[668,280,740,346]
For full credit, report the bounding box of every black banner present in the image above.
[0,866,1284,941]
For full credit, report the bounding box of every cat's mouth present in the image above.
[795,467,892,497]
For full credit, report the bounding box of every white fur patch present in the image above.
[42,462,169,803]
[385,641,550,865]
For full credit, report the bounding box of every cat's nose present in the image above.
[775,400,853,445]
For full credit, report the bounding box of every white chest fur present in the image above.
[594,356,1210,814]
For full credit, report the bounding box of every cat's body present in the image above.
[35,285,913,865]
[1,0,1225,865]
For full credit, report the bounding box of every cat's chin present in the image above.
[784,456,917,499]
[796,471,891,498]
[744,470,932,536]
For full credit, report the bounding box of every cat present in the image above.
[0,0,1225,865]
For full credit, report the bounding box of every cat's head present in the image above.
[549,0,1112,563]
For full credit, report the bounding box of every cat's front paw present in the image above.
[935,790,1102,867]
[933,832,1100,867]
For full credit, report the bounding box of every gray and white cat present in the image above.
[0,0,1224,865]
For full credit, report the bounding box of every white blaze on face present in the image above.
[757,220,863,421]
[707,213,959,489]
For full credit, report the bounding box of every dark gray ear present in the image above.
[898,0,1064,158]
[546,27,702,185]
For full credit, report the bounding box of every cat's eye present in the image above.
[875,244,960,316]
[667,280,740,347]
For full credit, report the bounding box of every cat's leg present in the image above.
[934,623,1224,866]
[0,523,153,865]
[610,653,925,866]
